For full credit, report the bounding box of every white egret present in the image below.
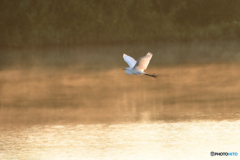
[121,52,157,78]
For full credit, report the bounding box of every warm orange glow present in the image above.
[1,63,240,124]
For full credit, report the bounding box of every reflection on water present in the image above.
[1,43,240,159]
[1,63,240,124]
[1,120,240,160]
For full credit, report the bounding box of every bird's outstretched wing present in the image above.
[133,52,153,72]
[123,53,136,68]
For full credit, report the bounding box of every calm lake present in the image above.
[1,120,240,160]
[0,41,240,159]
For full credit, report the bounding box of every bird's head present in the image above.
[120,68,131,71]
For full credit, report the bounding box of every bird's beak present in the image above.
[120,68,124,70]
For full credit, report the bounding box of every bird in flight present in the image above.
[121,52,157,78]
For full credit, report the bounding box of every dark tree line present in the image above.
[1,0,240,47]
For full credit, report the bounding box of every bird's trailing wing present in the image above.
[123,53,136,68]
[133,52,153,72]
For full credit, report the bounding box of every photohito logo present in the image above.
[210,151,238,156]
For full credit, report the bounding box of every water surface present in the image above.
[1,120,239,160]
[1,43,240,159]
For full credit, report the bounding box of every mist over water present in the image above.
[0,42,240,159]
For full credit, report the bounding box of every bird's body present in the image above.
[125,68,144,75]
[122,52,157,78]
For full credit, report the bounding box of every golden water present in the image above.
[1,120,240,160]
[1,43,240,159]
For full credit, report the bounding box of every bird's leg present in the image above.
[144,73,158,78]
